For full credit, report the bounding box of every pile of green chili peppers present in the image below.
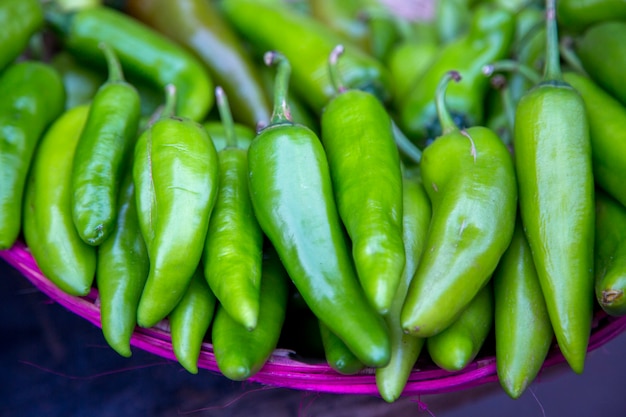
[2,0,626,403]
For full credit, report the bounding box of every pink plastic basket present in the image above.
[3,239,626,397]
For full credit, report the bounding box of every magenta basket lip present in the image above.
[3,239,626,397]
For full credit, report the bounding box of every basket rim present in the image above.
[3,239,626,397]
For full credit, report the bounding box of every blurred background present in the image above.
[3,257,626,417]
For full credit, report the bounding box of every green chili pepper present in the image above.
[375,173,431,404]
[71,42,141,246]
[124,0,271,128]
[211,246,289,381]
[563,71,626,209]
[493,218,554,399]
[400,70,517,338]
[0,0,43,71]
[319,320,365,375]
[575,20,626,107]
[202,86,264,331]
[169,266,217,374]
[23,104,96,296]
[96,163,149,358]
[557,0,626,33]
[426,283,494,372]
[0,61,65,250]
[513,0,594,374]
[399,3,515,143]
[221,0,392,114]
[320,45,405,314]
[133,85,219,328]
[45,5,213,122]
[247,51,390,367]
[594,189,626,317]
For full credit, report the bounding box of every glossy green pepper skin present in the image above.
[46,5,213,122]
[23,104,96,296]
[557,0,626,33]
[0,0,43,71]
[0,61,65,250]
[125,0,271,128]
[319,320,365,375]
[221,0,392,114]
[493,218,554,399]
[71,43,141,246]
[320,46,405,314]
[211,246,289,381]
[96,164,149,358]
[202,87,264,330]
[563,72,626,208]
[426,283,494,372]
[399,3,515,143]
[376,174,431,403]
[575,21,626,106]
[513,2,594,374]
[400,71,517,338]
[594,190,626,317]
[247,52,390,368]
[133,86,219,328]
[169,266,217,374]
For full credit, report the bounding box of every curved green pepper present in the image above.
[221,0,392,114]
[133,85,219,328]
[513,1,594,374]
[400,71,517,338]
[169,266,217,374]
[320,45,405,314]
[493,218,554,399]
[124,0,271,128]
[575,20,626,106]
[557,0,626,33]
[399,3,515,143]
[211,245,288,381]
[202,87,264,330]
[247,51,390,367]
[96,163,149,358]
[0,61,65,250]
[563,71,626,209]
[23,104,96,296]
[45,5,213,122]
[375,173,431,403]
[0,0,43,71]
[426,283,494,372]
[594,189,626,317]
[71,42,141,246]
[319,320,365,375]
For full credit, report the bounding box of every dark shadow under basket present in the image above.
[3,239,626,397]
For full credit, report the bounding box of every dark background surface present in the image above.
[3,256,626,417]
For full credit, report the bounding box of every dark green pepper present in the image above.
[202,86,264,331]
[221,0,393,114]
[320,45,405,314]
[46,5,214,122]
[513,0,594,374]
[0,61,65,249]
[557,0,626,33]
[399,3,515,143]
[133,85,219,328]
[247,51,390,367]
[23,104,96,296]
[71,42,141,246]
[319,320,365,375]
[400,71,517,338]
[0,0,43,71]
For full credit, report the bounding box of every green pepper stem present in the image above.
[215,86,238,149]
[543,0,562,82]
[264,51,293,126]
[99,42,125,83]
[490,75,515,145]
[435,70,462,135]
[328,44,348,94]
[161,84,177,119]
[392,121,422,164]
[482,60,542,85]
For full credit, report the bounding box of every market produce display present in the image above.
[3,0,626,403]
